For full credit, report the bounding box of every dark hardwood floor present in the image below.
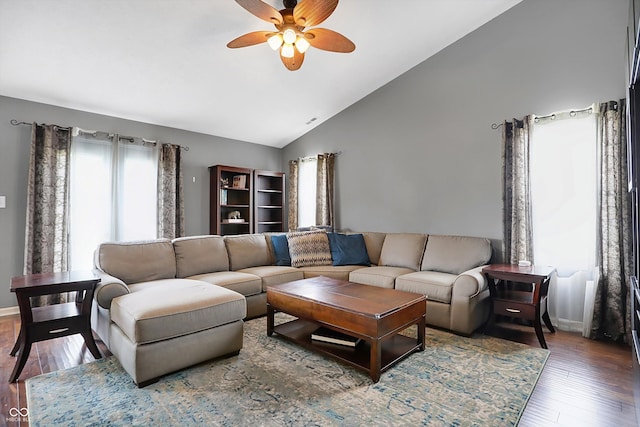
[0,313,636,426]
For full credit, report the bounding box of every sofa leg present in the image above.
[136,377,159,388]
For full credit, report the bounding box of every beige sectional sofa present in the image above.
[91,231,492,386]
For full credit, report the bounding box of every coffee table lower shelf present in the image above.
[270,317,422,381]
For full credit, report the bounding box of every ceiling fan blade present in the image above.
[235,0,283,25]
[227,31,273,48]
[305,28,355,53]
[293,0,338,27]
[280,49,305,71]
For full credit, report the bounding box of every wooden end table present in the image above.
[9,271,102,382]
[482,264,556,349]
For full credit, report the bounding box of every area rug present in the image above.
[26,315,549,426]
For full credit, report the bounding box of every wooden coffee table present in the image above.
[266,276,426,382]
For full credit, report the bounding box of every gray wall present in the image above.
[283,0,628,244]
[0,96,282,309]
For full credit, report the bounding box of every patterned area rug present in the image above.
[26,314,549,426]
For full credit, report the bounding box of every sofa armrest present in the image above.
[93,270,130,309]
[449,265,490,335]
[451,265,488,298]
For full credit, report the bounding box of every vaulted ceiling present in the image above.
[0,0,521,147]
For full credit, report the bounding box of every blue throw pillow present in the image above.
[327,233,371,266]
[271,234,291,266]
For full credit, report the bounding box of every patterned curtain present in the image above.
[24,123,72,306]
[157,143,185,239]
[502,117,534,264]
[316,153,335,228]
[287,159,299,231]
[591,100,632,343]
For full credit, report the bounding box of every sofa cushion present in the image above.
[188,271,262,297]
[172,235,229,278]
[349,266,415,289]
[239,266,304,291]
[378,233,427,270]
[111,279,246,345]
[421,235,492,274]
[395,271,458,304]
[327,233,370,266]
[270,234,291,266]
[286,230,332,268]
[224,234,271,270]
[360,232,386,265]
[299,265,365,281]
[96,239,176,285]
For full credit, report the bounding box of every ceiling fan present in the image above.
[227,0,355,71]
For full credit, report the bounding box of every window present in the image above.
[531,112,597,276]
[297,156,317,228]
[68,133,158,270]
[530,110,597,331]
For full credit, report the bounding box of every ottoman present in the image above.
[108,279,246,386]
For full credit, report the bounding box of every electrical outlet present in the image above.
[0,196,6,208]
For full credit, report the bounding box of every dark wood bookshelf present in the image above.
[253,170,285,233]
[209,165,253,236]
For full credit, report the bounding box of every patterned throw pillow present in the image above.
[286,230,333,268]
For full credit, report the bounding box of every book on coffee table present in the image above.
[311,327,361,347]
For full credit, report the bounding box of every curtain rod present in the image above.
[534,106,594,122]
[491,105,597,130]
[11,119,71,131]
[10,119,189,151]
[298,151,342,161]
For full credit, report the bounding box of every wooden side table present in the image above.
[482,264,556,349]
[9,271,102,382]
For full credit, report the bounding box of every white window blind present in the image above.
[530,110,597,332]
[68,134,158,270]
[297,157,317,228]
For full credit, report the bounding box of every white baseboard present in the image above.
[0,306,19,317]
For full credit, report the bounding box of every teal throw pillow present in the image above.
[327,233,371,266]
[270,234,291,266]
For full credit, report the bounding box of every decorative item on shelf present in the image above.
[226,211,244,223]
[232,175,247,189]
[220,177,230,188]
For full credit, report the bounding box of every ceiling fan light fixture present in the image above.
[281,43,295,58]
[229,0,355,71]
[295,36,310,53]
[267,33,283,50]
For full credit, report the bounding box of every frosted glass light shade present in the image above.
[267,34,283,50]
[282,29,297,44]
[281,43,294,58]
[295,36,310,53]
